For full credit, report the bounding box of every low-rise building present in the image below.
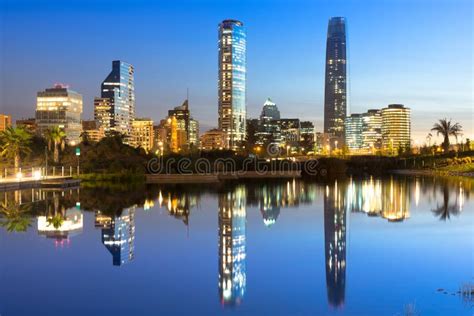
[0,114,12,131]
[200,129,226,151]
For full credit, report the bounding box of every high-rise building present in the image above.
[277,118,300,148]
[36,84,83,145]
[93,97,112,132]
[131,118,154,152]
[345,114,363,151]
[218,19,247,151]
[189,118,200,149]
[299,121,315,152]
[98,60,135,137]
[381,104,411,153]
[260,98,280,120]
[362,109,382,153]
[0,114,12,131]
[324,17,347,146]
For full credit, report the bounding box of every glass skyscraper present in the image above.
[96,60,135,137]
[218,20,247,150]
[345,114,363,151]
[324,17,347,145]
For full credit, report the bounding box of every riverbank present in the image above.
[393,161,474,178]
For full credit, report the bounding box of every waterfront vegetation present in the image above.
[0,120,473,182]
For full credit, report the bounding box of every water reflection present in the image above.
[324,181,347,308]
[347,176,410,222]
[218,186,247,306]
[95,208,136,266]
[0,176,472,312]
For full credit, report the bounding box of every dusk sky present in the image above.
[1,0,472,143]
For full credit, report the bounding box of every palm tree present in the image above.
[0,126,32,173]
[45,126,67,163]
[431,185,460,221]
[431,119,462,153]
[0,203,32,233]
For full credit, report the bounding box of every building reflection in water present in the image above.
[157,190,199,228]
[324,180,347,308]
[95,207,136,266]
[218,186,247,306]
[36,190,83,245]
[346,177,410,222]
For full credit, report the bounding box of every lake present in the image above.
[0,175,472,315]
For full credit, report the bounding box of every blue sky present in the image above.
[1,0,472,142]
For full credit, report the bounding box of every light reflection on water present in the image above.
[0,175,472,315]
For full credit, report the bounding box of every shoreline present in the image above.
[390,169,474,178]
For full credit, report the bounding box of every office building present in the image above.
[218,19,247,150]
[324,17,347,147]
[362,109,382,153]
[345,114,363,151]
[132,118,154,152]
[260,98,280,120]
[381,104,411,153]
[35,84,83,145]
[93,97,112,132]
[98,60,135,137]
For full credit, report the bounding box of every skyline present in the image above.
[1,0,472,143]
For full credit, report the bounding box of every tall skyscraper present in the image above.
[36,84,83,145]
[96,60,135,137]
[324,17,347,146]
[218,19,247,150]
[381,104,411,154]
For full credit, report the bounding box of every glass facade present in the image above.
[35,84,83,145]
[260,98,280,120]
[100,60,135,137]
[345,114,363,150]
[218,20,247,150]
[324,17,347,144]
[381,104,411,153]
[362,109,382,153]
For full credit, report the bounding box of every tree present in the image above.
[0,203,32,233]
[431,184,460,221]
[0,126,32,173]
[45,126,67,163]
[431,119,462,153]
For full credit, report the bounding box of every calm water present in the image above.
[0,176,473,316]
